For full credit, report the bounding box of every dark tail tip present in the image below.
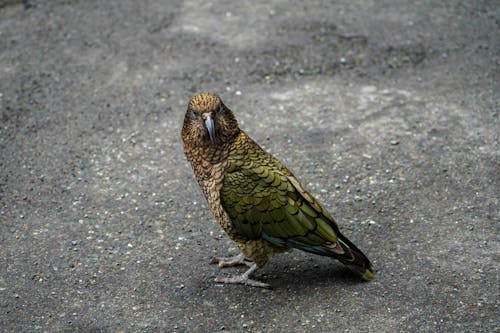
[337,236,375,281]
[342,254,375,281]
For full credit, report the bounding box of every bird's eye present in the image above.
[191,109,201,116]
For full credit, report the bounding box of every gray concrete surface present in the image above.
[0,0,498,332]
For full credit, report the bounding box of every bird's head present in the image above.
[181,93,240,147]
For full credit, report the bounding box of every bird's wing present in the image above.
[220,155,343,254]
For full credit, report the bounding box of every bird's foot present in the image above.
[209,253,253,268]
[214,263,271,288]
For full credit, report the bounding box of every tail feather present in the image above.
[263,231,375,281]
[335,234,374,281]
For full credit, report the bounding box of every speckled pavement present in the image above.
[0,1,498,331]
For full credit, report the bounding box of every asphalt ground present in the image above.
[0,0,498,332]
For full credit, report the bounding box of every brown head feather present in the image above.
[188,93,221,113]
[182,93,240,153]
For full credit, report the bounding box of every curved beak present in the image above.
[204,115,215,144]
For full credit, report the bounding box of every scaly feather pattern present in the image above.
[182,92,374,287]
[221,131,374,280]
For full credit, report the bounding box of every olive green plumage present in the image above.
[182,92,374,287]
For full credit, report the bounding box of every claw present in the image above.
[214,262,271,288]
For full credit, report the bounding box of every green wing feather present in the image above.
[222,149,337,246]
[220,138,374,280]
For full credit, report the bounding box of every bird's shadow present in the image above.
[261,262,363,290]
[203,255,366,292]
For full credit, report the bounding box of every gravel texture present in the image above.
[0,0,498,332]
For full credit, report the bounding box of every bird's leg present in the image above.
[209,253,253,268]
[214,262,270,288]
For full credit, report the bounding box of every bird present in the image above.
[181,92,374,288]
